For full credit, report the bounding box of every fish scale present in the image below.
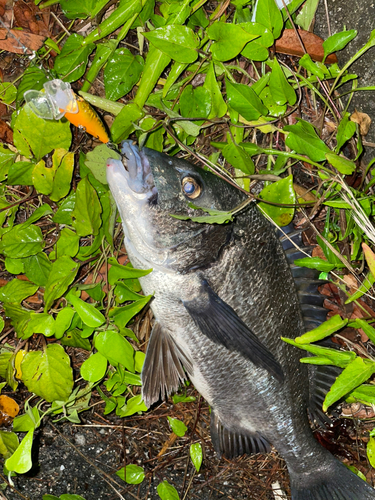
[106,141,375,500]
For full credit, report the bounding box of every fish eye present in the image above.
[181,176,202,199]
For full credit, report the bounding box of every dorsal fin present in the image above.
[277,223,342,426]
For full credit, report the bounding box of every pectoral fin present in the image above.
[183,281,284,382]
[141,322,193,408]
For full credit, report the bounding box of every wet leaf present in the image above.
[0,224,44,258]
[44,256,79,311]
[85,144,120,185]
[116,464,145,484]
[325,152,356,175]
[222,142,254,175]
[284,120,330,162]
[190,442,203,472]
[0,430,19,459]
[118,394,147,417]
[72,176,102,236]
[180,85,211,124]
[207,22,258,61]
[258,175,295,226]
[157,480,180,500]
[203,62,227,119]
[104,48,144,101]
[295,315,347,344]
[95,330,135,371]
[168,417,187,437]
[323,30,357,61]
[21,344,73,402]
[50,150,75,202]
[269,58,296,106]
[144,25,198,63]
[259,86,287,117]
[255,0,283,38]
[5,428,34,473]
[0,278,38,304]
[0,395,19,419]
[66,291,105,328]
[80,352,107,382]
[226,79,268,121]
[54,34,95,82]
[323,357,375,411]
[24,252,52,286]
[0,82,16,105]
[240,23,273,61]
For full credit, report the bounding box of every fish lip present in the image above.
[119,141,158,200]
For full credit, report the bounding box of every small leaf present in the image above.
[282,337,356,368]
[157,480,180,500]
[336,113,356,152]
[207,22,259,61]
[203,62,227,119]
[66,291,105,328]
[345,271,375,304]
[295,315,347,344]
[80,352,107,382]
[0,430,19,459]
[284,119,330,162]
[323,30,357,60]
[294,257,343,272]
[226,79,268,121]
[95,330,135,371]
[24,252,52,286]
[54,33,95,82]
[323,357,375,411]
[118,394,147,416]
[5,429,34,473]
[180,85,211,124]
[116,464,145,484]
[104,48,144,101]
[44,256,79,311]
[222,142,255,175]
[255,0,283,38]
[72,176,102,236]
[325,152,356,175]
[269,58,296,106]
[168,417,187,437]
[258,175,295,226]
[144,25,198,63]
[190,442,203,472]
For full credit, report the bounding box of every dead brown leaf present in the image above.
[350,110,372,136]
[0,28,46,54]
[13,1,50,37]
[0,395,19,426]
[0,119,13,144]
[275,29,338,64]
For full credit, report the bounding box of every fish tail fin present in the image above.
[290,456,375,500]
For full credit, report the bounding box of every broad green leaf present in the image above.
[323,357,375,411]
[295,0,319,30]
[59,0,107,19]
[0,224,44,258]
[24,252,52,286]
[54,307,75,340]
[95,330,135,371]
[72,176,102,236]
[0,430,19,459]
[21,344,73,402]
[226,79,268,121]
[207,22,259,61]
[32,159,56,194]
[54,34,95,82]
[295,315,347,344]
[144,25,198,63]
[0,278,38,304]
[23,313,55,339]
[0,144,15,181]
[13,104,71,161]
[110,294,152,329]
[190,442,203,472]
[284,120,330,162]
[104,48,144,101]
[118,394,147,416]
[107,259,152,285]
[222,142,255,175]
[116,464,145,484]
[115,283,144,303]
[16,66,48,104]
[259,86,286,117]
[50,150,75,202]
[336,113,356,152]
[323,30,357,61]
[134,350,145,372]
[347,384,375,406]
[13,407,40,432]
[255,0,283,38]
[80,352,107,382]
[85,144,120,185]
[60,328,91,350]
[240,23,273,61]
[7,160,35,186]
[111,101,144,143]
[53,192,76,224]
[44,256,79,311]
[0,82,16,104]
[294,257,343,272]
[157,480,180,500]
[168,417,187,437]
[66,291,105,328]
[258,175,295,226]
[203,62,227,119]
[5,429,34,473]
[0,351,12,380]
[180,85,211,124]
[298,54,325,79]
[51,227,80,259]
[269,58,296,106]
[282,337,356,368]
[138,117,164,152]
[325,152,356,175]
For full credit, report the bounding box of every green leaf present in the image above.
[85,144,120,185]
[13,104,71,161]
[0,82,16,105]
[0,278,38,304]
[24,252,52,286]
[44,256,79,311]
[59,0,107,19]
[282,337,356,368]
[207,22,259,61]
[255,0,283,38]
[95,330,135,371]
[0,430,19,459]
[50,150,75,202]
[118,394,147,416]
[66,291,105,328]
[190,442,203,472]
[323,30,357,60]
[7,160,35,186]
[72,176,102,236]
[295,0,319,30]
[345,271,375,304]
[107,259,152,285]
[336,113,356,152]
[53,192,76,224]
[269,58,296,106]
[51,228,80,259]
[222,142,254,175]
[294,256,343,272]
[354,319,375,344]
[23,313,55,338]
[144,25,198,63]
[323,357,375,411]
[110,294,152,329]
[157,480,180,500]
[0,144,16,181]
[258,175,295,226]
[1,223,44,258]
[21,344,73,402]
[5,429,34,474]
[13,406,40,432]
[240,23,273,61]
[226,79,268,121]
[347,384,375,406]
[16,66,48,105]
[203,62,227,119]
[180,85,211,124]
[367,437,375,468]
[104,48,144,101]
[284,119,330,162]
[54,33,95,82]
[116,464,145,484]
[295,315,348,344]
[80,352,107,382]
[168,417,187,437]
[171,204,233,224]
[298,53,325,79]
[60,328,91,350]
[325,152,356,175]
[259,86,287,117]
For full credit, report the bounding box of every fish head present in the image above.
[106,141,245,271]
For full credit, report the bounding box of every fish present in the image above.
[106,141,375,500]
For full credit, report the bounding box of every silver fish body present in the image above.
[107,141,375,500]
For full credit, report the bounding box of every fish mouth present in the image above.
[119,141,158,201]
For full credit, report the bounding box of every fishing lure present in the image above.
[24,79,110,143]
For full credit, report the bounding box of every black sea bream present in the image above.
[106,141,375,500]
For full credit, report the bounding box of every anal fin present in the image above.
[210,410,271,459]
[141,322,193,408]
